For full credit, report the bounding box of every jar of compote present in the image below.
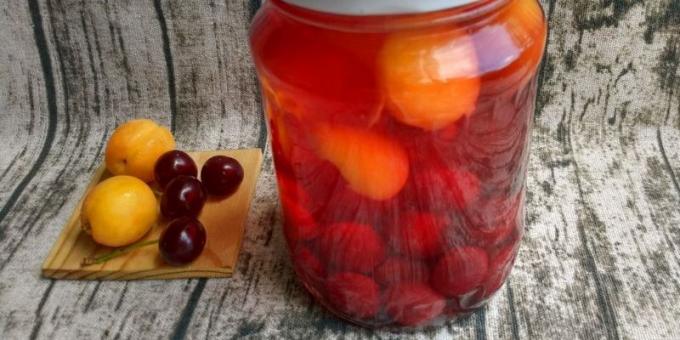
[249,0,547,328]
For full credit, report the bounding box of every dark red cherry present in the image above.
[159,217,206,266]
[160,176,207,218]
[201,156,244,197]
[154,150,198,189]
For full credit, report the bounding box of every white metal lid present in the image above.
[281,0,481,15]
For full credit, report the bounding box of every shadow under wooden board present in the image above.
[42,149,263,281]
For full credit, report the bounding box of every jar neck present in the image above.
[268,0,513,32]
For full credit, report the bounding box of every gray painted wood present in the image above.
[0,0,679,338]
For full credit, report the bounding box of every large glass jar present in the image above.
[249,0,547,328]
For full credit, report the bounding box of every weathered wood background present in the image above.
[1,0,679,339]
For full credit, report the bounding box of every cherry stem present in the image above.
[82,239,159,266]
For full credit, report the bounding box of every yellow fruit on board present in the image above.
[105,119,175,182]
[81,176,158,247]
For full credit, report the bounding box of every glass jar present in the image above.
[249,0,547,328]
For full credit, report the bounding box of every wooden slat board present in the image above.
[41,149,263,280]
[1,0,680,339]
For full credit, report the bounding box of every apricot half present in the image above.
[379,29,481,131]
[502,0,546,50]
[473,0,547,92]
[501,0,547,81]
[105,119,175,182]
[313,125,409,201]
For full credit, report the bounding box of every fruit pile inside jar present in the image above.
[250,0,547,327]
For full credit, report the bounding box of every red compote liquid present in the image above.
[250,0,547,328]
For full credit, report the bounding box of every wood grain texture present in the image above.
[42,148,263,281]
[0,0,678,339]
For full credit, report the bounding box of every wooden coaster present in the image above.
[42,148,263,280]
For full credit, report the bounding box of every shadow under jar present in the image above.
[249,0,547,329]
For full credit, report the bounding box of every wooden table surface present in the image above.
[1,0,679,339]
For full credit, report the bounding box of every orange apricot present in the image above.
[105,119,175,182]
[81,176,158,247]
[474,0,547,93]
[379,29,481,131]
[502,0,547,75]
[313,125,409,201]
[503,0,547,45]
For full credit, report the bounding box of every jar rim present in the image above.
[280,0,482,16]
[268,0,512,32]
